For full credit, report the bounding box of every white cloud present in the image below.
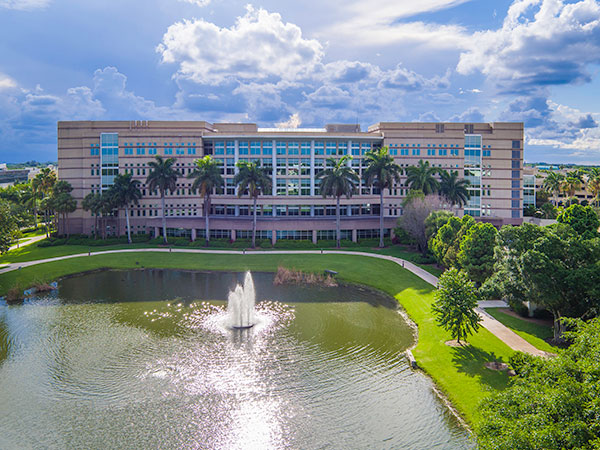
[0,0,49,10]
[276,113,302,128]
[179,0,210,7]
[157,5,323,84]
[0,74,17,90]
[457,0,600,93]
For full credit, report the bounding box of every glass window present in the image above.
[239,141,249,155]
[512,150,520,159]
[512,140,521,149]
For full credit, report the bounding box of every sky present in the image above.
[0,0,599,164]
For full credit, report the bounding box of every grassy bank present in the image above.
[485,308,558,354]
[0,250,510,426]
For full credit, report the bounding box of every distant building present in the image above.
[0,168,29,187]
[58,120,524,241]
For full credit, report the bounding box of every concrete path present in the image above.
[478,300,509,308]
[0,247,546,356]
[8,234,46,252]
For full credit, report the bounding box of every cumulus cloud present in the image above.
[0,0,49,10]
[0,74,17,90]
[179,0,210,7]
[276,113,302,128]
[449,106,485,122]
[457,0,600,93]
[157,5,323,84]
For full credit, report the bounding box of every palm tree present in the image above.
[188,155,224,246]
[111,173,142,244]
[561,176,582,198]
[362,146,402,247]
[405,160,440,195]
[146,156,179,244]
[585,168,600,206]
[82,192,103,239]
[99,190,117,239]
[233,160,272,248]
[30,177,41,229]
[51,180,77,237]
[36,168,57,237]
[439,170,470,209]
[316,155,360,248]
[542,172,564,206]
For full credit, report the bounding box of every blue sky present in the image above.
[0,0,599,164]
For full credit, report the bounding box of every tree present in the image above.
[438,170,470,209]
[540,202,558,219]
[111,173,142,244]
[586,168,600,206]
[557,204,600,238]
[542,171,564,206]
[397,193,441,255]
[35,168,57,237]
[146,156,179,244]
[98,190,117,239]
[478,318,600,450]
[431,268,481,344]
[362,146,402,247]
[483,223,600,340]
[82,192,103,239]
[429,215,475,267]
[51,180,77,237]
[233,160,272,248]
[424,210,454,246]
[561,175,582,198]
[187,155,224,246]
[458,222,497,285]
[405,160,439,195]
[0,199,19,254]
[316,155,360,248]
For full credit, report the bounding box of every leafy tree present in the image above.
[540,202,558,219]
[438,170,470,209]
[557,204,600,238]
[405,160,439,195]
[362,146,402,247]
[424,210,454,245]
[458,222,497,285]
[431,268,481,344]
[111,173,142,244]
[187,155,224,246]
[50,180,77,237]
[587,168,600,206]
[82,192,103,239]
[429,215,475,267]
[316,155,359,248]
[483,223,600,340]
[0,199,19,254]
[146,156,179,244]
[478,318,600,450]
[234,160,273,248]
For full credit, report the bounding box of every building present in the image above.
[523,165,598,206]
[0,167,30,187]
[57,120,524,242]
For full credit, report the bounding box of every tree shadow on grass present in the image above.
[451,344,511,391]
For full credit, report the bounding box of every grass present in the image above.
[0,250,510,427]
[485,308,558,354]
[0,240,443,276]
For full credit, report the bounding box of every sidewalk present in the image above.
[0,247,547,356]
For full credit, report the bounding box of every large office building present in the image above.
[57,120,524,242]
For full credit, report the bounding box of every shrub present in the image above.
[256,239,272,249]
[274,240,316,249]
[508,351,538,376]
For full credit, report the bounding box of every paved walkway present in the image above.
[8,234,47,252]
[0,248,546,356]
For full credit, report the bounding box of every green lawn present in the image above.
[0,240,443,277]
[0,250,509,427]
[486,308,558,354]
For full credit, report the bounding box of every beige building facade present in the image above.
[57,120,524,242]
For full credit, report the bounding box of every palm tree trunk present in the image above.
[161,192,167,244]
[94,213,98,239]
[379,188,384,248]
[125,206,132,244]
[336,195,341,249]
[204,194,210,247]
[252,195,257,249]
[44,209,49,238]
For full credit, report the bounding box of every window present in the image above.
[400,149,409,156]
[512,180,520,188]
[250,141,261,155]
[439,149,447,156]
[263,141,273,155]
[412,149,420,156]
[464,124,474,134]
[512,210,521,219]
[512,160,520,169]
[511,170,520,179]
[512,190,520,198]
[239,141,249,155]
[512,200,520,208]
[512,140,521,149]
[512,150,520,159]
[436,124,445,133]
[450,148,459,156]
[483,149,491,157]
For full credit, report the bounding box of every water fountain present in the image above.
[227,271,256,329]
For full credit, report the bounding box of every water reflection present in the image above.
[0,270,473,449]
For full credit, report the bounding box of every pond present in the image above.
[0,269,473,449]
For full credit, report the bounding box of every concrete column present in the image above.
[231,229,236,241]
[155,226,160,238]
[271,231,277,246]
[312,229,317,245]
[310,140,315,196]
[234,140,239,174]
[352,229,357,243]
[191,228,196,242]
[272,139,277,196]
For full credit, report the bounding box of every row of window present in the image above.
[161,228,391,241]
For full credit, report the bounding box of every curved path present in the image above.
[0,248,547,356]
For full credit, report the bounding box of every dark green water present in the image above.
[0,270,473,449]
